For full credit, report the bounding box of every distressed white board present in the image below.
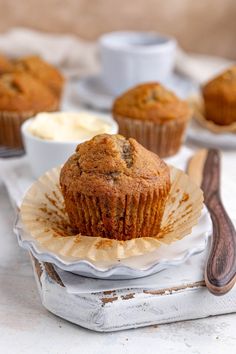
[2,145,236,333]
[32,255,236,332]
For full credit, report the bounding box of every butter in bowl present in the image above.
[21,111,118,177]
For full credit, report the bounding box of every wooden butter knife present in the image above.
[188,149,236,295]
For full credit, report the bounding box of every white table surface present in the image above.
[1,146,236,354]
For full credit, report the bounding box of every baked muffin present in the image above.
[202,66,236,125]
[112,83,191,157]
[60,134,170,241]
[0,54,14,74]
[14,56,64,99]
[0,72,59,148]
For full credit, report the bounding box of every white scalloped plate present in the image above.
[14,207,211,280]
[187,119,236,150]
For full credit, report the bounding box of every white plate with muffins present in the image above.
[16,134,212,279]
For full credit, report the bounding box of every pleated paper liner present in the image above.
[189,95,236,134]
[114,115,189,157]
[0,110,35,148]
[20,165,203,263]
[21,167,203,263]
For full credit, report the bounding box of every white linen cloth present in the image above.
[0,27,99,78]
[175,50,234,84]
[0,27,233,83]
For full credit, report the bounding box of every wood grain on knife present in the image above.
[202,150,236,295]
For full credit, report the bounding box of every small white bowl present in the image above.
[21,112,118,178]
[99,31,177,95]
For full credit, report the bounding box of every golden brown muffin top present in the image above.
[0,54,14,75]
[0,72,58,112]
[202,66,236,102]
[14,56,64,97]
[112,82,190,123]
[60,134,170,197]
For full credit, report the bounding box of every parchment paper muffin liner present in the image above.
[189,95,236,134]
[0,101,59,148]
[20,165,203,262]
[64,183,169,241]
[114,115,189,158]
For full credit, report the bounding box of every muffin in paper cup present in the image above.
[189,95,236,134]
[202,66,236,127]
[19,134,204,267]
[60,134,171,241]
[19,164,203,263]
[0,72,59,148]
[112,83,192,157]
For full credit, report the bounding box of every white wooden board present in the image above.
[32,252,236,332]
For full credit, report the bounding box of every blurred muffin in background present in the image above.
[14,56,64,99]
[0,72,59,148]
[112,83,191,157]
[0,54,14,75]
[202,66,236,126]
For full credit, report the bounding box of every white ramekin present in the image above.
[21,112,118,178]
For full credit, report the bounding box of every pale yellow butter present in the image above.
[28,112,113,142]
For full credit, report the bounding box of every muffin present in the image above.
[112,83,191,157]
[0,72,59,148]
[0,54,14,74]
[202,66,236,125]
[60,134,170,241]
[14,56,64,99]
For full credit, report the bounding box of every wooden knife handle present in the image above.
[205,195,236,295]
[203,150,236,295]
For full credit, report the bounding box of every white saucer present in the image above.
[187,119,236,149]
[76,73,198,111]
[14,207,211,280]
